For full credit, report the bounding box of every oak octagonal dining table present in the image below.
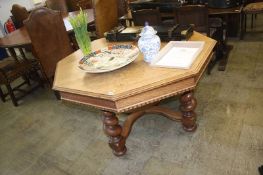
[53,32,216,156]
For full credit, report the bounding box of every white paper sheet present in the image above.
[154,47,200,69]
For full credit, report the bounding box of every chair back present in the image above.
[46,0,68,16]
[10,4,29,28]
[67,0,93,11]
[132,9,162,26]
[24,7,73,85]
[175,5,209,35]
[117,0,128,17]
[93,0,118,38]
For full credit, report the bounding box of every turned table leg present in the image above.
[102,111,127,156]
[180,91,197,132]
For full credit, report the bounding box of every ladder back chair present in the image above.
[0,58,43,106]
[10,4,31,59]
[11,4,29,29]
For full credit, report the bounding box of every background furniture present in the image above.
[93,0,118,38]
[10,4,29,29]
[45,0,69,16]
[0,58,42,106]
[0,9,95,52]
[175,5,209,35]
[132,9,162,26]
[24,7,74,87]
[117,0,128,17]
[175,5,227,73]
[10,4,31,61]
[130,1,243,37]
[67,0,93,11]
[241,2,263,39]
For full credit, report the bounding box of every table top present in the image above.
[53,32,216,112]
[208,5,243,15]
[0,9,94,48]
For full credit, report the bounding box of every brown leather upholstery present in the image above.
[24,7,73,86]
[0,58,42,106]
[10,4,29,29]
[46,0,68,16]
[175,5,209,35]
[93,0,118,38]
[132,9,162,26]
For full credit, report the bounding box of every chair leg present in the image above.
[207,53,217,75]
[240,13,244,40]
[34,70,45,89]
[0,86,6,102]
[19,48,28,60]
[6,84,18,106]
[54,90,61,100]
[251,14,254,29]
[22,75,31,86]
[245,14,247,33]
[259,165,263,175]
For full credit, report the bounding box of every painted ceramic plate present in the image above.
[79,44,139,73]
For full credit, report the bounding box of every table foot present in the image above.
[103,111,127,156]
[180,91,197,132]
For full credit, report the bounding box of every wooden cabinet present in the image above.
[66,0,93,11]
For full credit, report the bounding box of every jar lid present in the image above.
[139,24,157,36]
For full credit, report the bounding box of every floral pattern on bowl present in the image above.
[79,44,139,73]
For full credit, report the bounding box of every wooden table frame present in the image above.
[53,32,216,156]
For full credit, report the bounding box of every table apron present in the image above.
[60,77,196,113]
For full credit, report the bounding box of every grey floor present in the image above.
[1,16,263,175]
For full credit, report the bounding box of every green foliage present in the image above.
[69,9,91,55]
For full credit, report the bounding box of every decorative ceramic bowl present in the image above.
[78,44,139,73]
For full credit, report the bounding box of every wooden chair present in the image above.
[241,2,263,39]
[10,4,29,29]
[46,0,68,16]
[67,0,93,12]
[175,5,209,35]
[117,0,128,17]
[175,5,227,74]
[0,58,43,106]
[10,4,32,61]
[93,0,118,38]
[24,8,74,89]
[132,9,162,26]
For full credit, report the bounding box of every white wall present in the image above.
[0,0,34,37]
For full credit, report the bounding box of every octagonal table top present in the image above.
[53,32,216,112]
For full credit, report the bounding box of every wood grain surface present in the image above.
[53,32,216,112]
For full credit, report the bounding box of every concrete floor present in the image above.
[1,16,263,175]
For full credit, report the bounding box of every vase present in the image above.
[75,31,91,56]
[138,24,160,63]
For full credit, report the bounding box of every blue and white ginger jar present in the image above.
[138,24,161,63]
